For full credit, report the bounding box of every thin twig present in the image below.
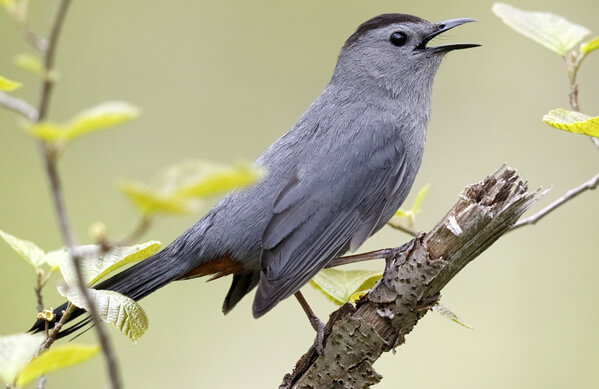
[564,53,599,149]
[36,0,68,122]
[37,303,75,354]
[34,1,122,388]
[0,91,38,121]
[511,172,599,230]
[19,24,48,51]
[34,270,45,313]
[115,215,153,246]
[386,221,418,237]
[4,0,48,51]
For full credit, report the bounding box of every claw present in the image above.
[309,315,326,355]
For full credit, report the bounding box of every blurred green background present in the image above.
[1,0,598,388]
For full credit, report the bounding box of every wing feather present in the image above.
[253,118,409,317]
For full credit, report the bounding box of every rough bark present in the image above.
[281,166,545,389]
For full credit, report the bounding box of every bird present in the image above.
[31,13,478,342]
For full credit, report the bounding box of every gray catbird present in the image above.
[31,13,478,338]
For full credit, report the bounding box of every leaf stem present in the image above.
[564,51,599,148]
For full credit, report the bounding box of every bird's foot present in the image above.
[294,291,327,355]
[308,314,326,355]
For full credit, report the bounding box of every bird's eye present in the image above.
[389,31,407,47]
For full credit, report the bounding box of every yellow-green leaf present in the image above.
[14,54,45,77]
[28,101,140,141]
[56,241,161,286]
[26,122,63,141]
[409,184,430,216]
[66,101,141,139]
[87,241,161,285]
[16,344,99,387]
[58,287,149,342]
[120,160,264,216]
[581,36,599,56]
[43,248,67,271]
[431,303,474,330]
[0,75,22,91]
[119,182,190,215]
[392,184,430,226]
[0,333,44,385]
[174,163,264,198]
[492,3,590,55]
[14,54,58,81]
[310,269,383,305]
[0,229,46,268]
[543,108,599,138]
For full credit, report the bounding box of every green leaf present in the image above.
[0,75,22,91]
[16,344,99,387]
[431,303,474,330]
[43,248,67,271]
[174,163,264,198]
[119,182,190,215]
[543,108,599,138]
[392,184,430,226]
[310,269,383,305]
[58,287,149,342]
[56,241,161,286]
[28,101,141,141]
[120,160,264,216]
[87,241,161,285]
[26,122,63,141]
[409,184,430,216]
[580,36,599,56]
[492,3,590,55]
[0,333,44,385]
[0,229,46,268]
[65,101,141,139]
[14,54,46,78]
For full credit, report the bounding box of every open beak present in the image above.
[418,18,480,53]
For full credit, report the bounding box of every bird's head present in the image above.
[332,14,479,99]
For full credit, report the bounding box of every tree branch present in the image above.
[511,172,599,230]
[33,1,122,388]
[281,166,544,388]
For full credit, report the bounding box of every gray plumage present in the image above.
[30,13,478,337]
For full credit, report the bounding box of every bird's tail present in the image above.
[29,248,189,338]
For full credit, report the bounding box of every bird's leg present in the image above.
[326,240,416,269]
[294,291,326,355]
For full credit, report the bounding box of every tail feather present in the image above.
[30,248,188,338]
